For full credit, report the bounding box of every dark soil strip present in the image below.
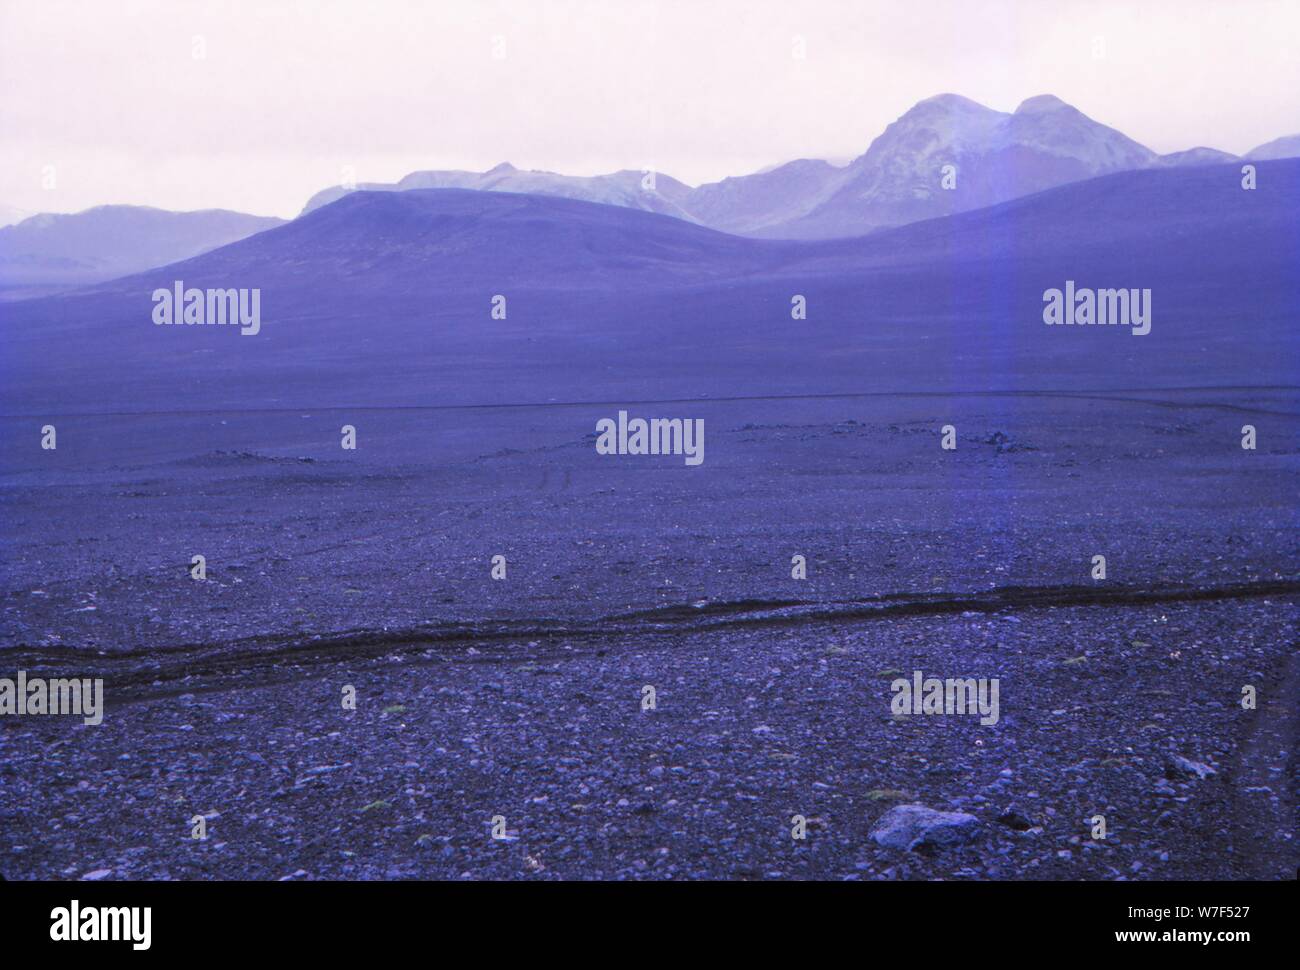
[5,579,1296,701]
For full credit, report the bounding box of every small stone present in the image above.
[997,808,1035,831]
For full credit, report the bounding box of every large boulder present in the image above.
[870,804,980,851]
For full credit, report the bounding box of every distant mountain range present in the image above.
[301,162,700,225]
[299,93,1300,240]
[2,93,1296,297]
[0,206,284,299]
[4,158,1296,418]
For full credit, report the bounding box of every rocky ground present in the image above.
[0,596,1295,880]
[0,392,1295,879]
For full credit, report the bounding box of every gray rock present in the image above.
[1165,754,1216,781]
[870,804,980,851]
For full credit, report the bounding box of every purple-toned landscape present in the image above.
[0,1,1296,891]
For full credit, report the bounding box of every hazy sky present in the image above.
[2,0,1297,218]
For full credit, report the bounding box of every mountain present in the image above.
[164,188,766,298]
[293,96,1296,242]
[299,93,1164,237]
[1246,134,1300,160]
[300,162,698,222]
[760,93,1157,238]
[0,205,284,298]
[3,158,1296,418]
[681,158,846,234]
[1155,146,1238,166]
[789,156,1298,278]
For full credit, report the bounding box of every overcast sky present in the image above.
[2,0,1297,218]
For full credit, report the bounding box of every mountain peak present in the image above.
[912,93,999,114]
[1015,94,1071,115]
[486,162,517,174]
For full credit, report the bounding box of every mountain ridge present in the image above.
[295,93,1297,240]
[0,204,285,298]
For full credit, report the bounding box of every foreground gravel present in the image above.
[2,596,1294,880]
